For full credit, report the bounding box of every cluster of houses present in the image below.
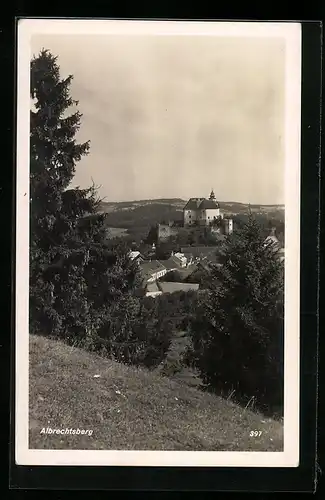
[129,224,284,298]
[129,245,222,298]
[130,250,189,280]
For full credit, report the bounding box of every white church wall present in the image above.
[206,208,220,224]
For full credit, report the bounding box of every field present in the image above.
[29,335,283,451]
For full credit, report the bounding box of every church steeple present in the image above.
[209,188,216,201]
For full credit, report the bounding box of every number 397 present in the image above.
[250,430,262,437]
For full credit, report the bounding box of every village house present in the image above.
[129,250,145,264]
[158,282,199,294]
[139,251,200,296]
[263,228,285,262]
[180,245,222,266]
[139,253,190,282]
[145,280,199,298]
[140,260,167,283]
[264,227,281,250]
[170,251,187,268]
[162,259,179,273]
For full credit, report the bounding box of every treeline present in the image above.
[30,50,284,417]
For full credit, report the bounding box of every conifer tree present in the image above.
[30,50,91,246]
[29,49,140,343]
[189,213,284,414]
[29,49,174,368]
[30,49,93,336]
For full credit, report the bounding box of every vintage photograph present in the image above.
[15,20,301,467]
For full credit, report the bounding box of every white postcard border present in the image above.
[15,19,301,467]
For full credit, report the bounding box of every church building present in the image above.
[183,189,233,235]
[183,189,221,227]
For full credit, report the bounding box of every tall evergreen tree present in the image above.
[30,49,90,248]
[189,213,284,414]
[30,49,94,336]
[29,49,140,343]
[29,49,176,370]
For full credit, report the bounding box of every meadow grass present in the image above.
[29,334,283,451]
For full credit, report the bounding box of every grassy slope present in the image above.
[29,335,283,451]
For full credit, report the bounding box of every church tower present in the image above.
[209,188,216,201]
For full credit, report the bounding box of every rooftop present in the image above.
[264,235,281,250]
[184,197,220,210]
[129,251,141,260]
[146,282,161,294]
[199,199,220,210]
[163,257,181,270]
[180,246,220,262]
[161,255,186,271]
[140,260,166,279]
[183,198,205,210]
[158,282,200,294]
[173,252,187,260]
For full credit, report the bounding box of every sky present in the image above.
[31,34,286,204]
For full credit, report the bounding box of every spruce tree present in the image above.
[29,49,170,368]
[30,49,90,247]
[29,49,140,344]
[189,213,284,414]
[30,49,94,336]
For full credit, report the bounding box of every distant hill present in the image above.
[100,201,184,231]
[217,201,284,216]
[99,199,284,231]
[100,198,185,214]
[100,198,284,212]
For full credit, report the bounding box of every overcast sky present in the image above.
[31,34,285,204]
